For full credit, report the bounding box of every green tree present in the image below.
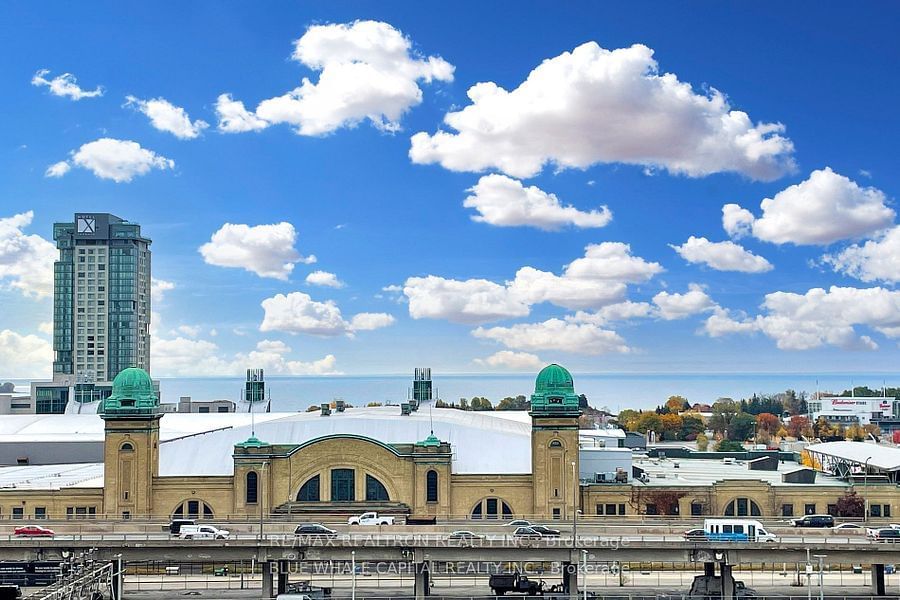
[716,440,745,452]
[680,415,705,440]
[729,413,756,441]
[709,398,739,434]
[497,395,528,410]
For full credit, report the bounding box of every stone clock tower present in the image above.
[100,367,162,519]
[530,364,582,520]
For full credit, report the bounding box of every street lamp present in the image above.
[571,461,578,548]
[351,550,356,600]
[581,550,588,600]
[864,456,872,522]
[813,554,826,600]
[258,462,267,542]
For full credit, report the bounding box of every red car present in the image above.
[14,525,55,537]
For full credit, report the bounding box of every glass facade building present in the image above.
[52,213,152,383]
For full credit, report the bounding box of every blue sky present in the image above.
[1,1,899,378]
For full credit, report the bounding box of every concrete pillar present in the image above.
[277,560,288,595]
[262,561,274,599]
[704,562,715,577]
[563,561,578,599]
[871,563,886,596]
[414,561,430,599]
[720,563,735,600]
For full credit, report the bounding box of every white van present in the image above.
[179,524,230,540]
[703,518,776,543]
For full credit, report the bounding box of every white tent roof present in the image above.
[0,412,285,443]
[159,406,533,476]
[0,463,103,490]
[805,441,900,472]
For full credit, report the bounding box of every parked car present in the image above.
[13,525,54,538]
[684,528,708,541]
[347,512,394,526]
[447,530,484,542]
[530,525,560,537]
[168,519,196,535]
[179,524,230,540]
[832,522,863,530]
[512,526,543,539]
[293,523,337,537]
[507,519,532,527]
[792,515,834,528]
[867,527,900,542]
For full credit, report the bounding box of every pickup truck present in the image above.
[347,512,395,526]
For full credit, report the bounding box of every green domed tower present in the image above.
[102,367,159,414]
[530,364,580,413]
[101,367,162,519]
[530,364,582,520]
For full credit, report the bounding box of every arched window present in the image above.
[426,470,438,503]
[549,440,563,448]
[331,469,355,501]
[471,498,513,519]
[246,471,258,504]
[724,498,762,517]
[120,442,134,452]
[365,474,389,501]
[297,475,321,502]
[172,501,214,519]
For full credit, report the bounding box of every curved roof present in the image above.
[535,364,574,393]
[805,441,900,472]
[103,367,158,412]
[158,405,533,476]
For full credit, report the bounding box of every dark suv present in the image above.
[792,514,835,528]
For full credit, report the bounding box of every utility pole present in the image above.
[864,456,872,522]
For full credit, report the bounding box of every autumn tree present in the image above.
[756,412,781,434]
[835,491,865,517]
[696,433,709,451]
[666,395,688,413]
[787,415,811,439]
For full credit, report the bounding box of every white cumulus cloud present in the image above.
[410,43,794,180]
[31,69,103,100]
[219,20,453,136]
[463,174,611,230]
[306,270,345,288]
[349,312,396,331]
[403,276,530,324]
[215,94,269,133]
[0,329,52,378]
[199,222,314,280]
[403,242,662,323]
[652,284,717,320]
[473,318,631,355]
[51,138,174,183]
[44,161,71,178]
[0,211,56,298]
[671,236,772,273]
[151,279,175,303]
[702,286,900,351]
[474,350,544,371]
[126,96,209,139]
[724,168,894,245]
[823,226,900,284]
[151,336,339,377]
[259,292,394,336]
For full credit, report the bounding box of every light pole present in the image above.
[258,462,267,542]
[581,549,588,600]
[571,461,578,548]
[864,456,872,522]
[813,554,826,600]
[351,550,356,600]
